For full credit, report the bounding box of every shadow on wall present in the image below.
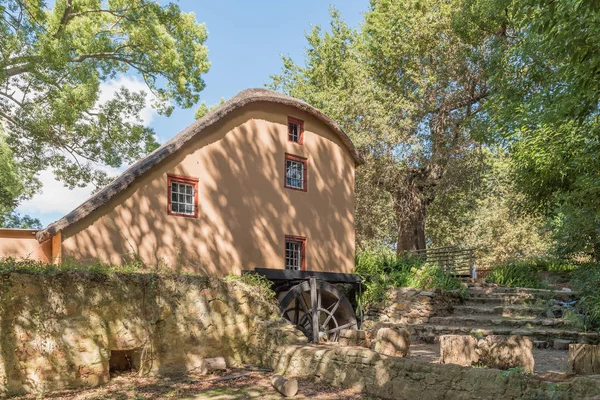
[62,103,355,275]
[0,273,280,396]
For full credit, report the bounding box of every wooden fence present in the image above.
[411,246,475,277]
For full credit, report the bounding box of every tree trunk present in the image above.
[396,180,427,254]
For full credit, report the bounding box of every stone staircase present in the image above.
[408,282,600,347]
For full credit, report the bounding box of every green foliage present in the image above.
[428,151,552,268]
[454,0,600,260]
[570,263,600,329]
[0,257,141,276]
[355,248,465,305]
[0,134,40,227]
[0,0,210,191]
[487,258,575,288]
[270,3,489,251]
[223,273,276,299]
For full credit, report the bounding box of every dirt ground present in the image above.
[11,369,383,400]
[10,345,569,399]
[409,342,570,376]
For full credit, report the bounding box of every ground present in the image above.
[12,369,382,400]
[410,343,570,377]
[11,345,570,399]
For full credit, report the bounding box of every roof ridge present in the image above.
[36,88,363,243]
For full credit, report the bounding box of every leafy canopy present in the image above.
[0,0,210,190]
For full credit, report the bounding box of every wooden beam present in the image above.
[51,231,62,265]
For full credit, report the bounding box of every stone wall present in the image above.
[365,288,461,324]
[268,344,600,400]
[0,272,305,396]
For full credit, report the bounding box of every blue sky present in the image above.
[17,0,369,227]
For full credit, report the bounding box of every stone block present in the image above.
[439,335,479,366]
[568,344,600,375]
[338,329,369,348]
[477,335,534,373]
[554,339,573,350]
[372,327,410,357]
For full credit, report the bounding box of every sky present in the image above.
[17,0,369,227]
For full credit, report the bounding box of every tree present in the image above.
[455,0,600,259]
[0,133,40,228]
[271,1,489,252]
[0,0,210,191]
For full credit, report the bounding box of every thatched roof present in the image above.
[36,88,363,243]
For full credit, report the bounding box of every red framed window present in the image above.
[284,153,308,192]
[285,235,306,270]
[167,174,199,218]
[288,117,304,144]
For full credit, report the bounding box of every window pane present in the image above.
[186,185,193,194]
[185,205,193,214]
[171,192,177,202]
[172,203,180,213]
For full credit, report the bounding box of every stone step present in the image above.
[463,295,540,305]
[467,287,576,300]
[429,315,575,329]
[452,305,546,318]
[404,324,600,344]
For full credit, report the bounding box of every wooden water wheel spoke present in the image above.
[322,298,341,328]
[325,322,355,335]
[279,278,358,343]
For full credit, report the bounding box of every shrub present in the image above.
[570,263,600,329]
[0,257,142,276]
[355,249,465,305]
[487,257,577,288]
[223,272,276,299]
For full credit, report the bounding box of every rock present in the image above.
[546,309,556,319]
[562,288,572,292]
[420,291,435,297]
[439,335,479,366]
[568,344,600,375]
[199,357,227,374]
[534,340,549,349]
[372,327,410,357]
[271,375,298,397]
[554,339,573,350]
[476,335,534,373]
[338,329,369,348]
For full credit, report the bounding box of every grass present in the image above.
[0,257,144,276]
[486,257,577,289]
[355,248,465,306]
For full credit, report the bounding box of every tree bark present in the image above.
[396,179,427,254]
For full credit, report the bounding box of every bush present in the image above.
[570,263,600,329]
[0,257,142,276]
[487,257,577,289]
[355,249,465,306]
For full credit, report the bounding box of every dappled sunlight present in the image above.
[60,102,356,275]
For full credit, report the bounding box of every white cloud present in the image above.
[16,75,158,223]
[98,75,159,125]
[17,165,123,218]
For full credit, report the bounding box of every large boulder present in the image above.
[568,344,600,375]
[372,327,410,357]
[477,335,534,373]
[440,335,479,366]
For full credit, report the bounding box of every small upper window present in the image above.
[285,235,306,270]
[288,117,304,144]
[167,174,198,218]
[285,154,307,192]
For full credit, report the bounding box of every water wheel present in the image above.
[279,277,357,343]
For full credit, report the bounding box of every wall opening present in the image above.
[109,349,141,376]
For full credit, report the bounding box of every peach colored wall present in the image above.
[61,102,356,275]
[0,230,51,262]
